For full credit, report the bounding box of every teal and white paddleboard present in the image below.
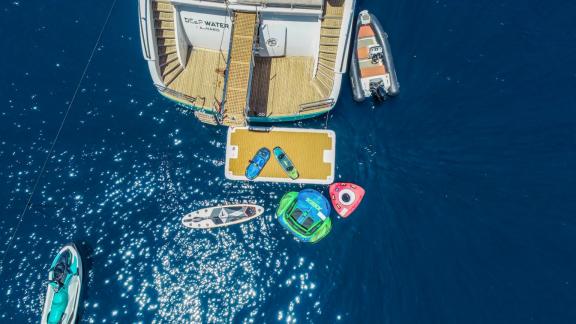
[41,243,82,324]
[182,204,265,229]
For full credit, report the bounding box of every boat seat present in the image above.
[361,65,387,78]
[359,60,384,69]
[358,25,375,38]
[302,217,315,229]
[357,47,370,60]
[358,38,377,48]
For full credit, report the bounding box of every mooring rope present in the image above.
[324,109,332,129]
[0,0,118,275]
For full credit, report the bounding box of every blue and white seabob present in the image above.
[41,243,83,324]
[138,0,356,126]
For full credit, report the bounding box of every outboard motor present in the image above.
[370,81,388,102]
[375,86,388,102]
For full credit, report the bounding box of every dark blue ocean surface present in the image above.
[1,0,576,323]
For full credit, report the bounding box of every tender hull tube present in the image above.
[350,12,400,102]
[370,13,400,96]
[350,17,365,103]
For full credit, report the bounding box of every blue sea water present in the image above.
[1,0,576,323]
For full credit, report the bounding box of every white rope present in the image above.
[324,109,332,129]
[0,0,118,275]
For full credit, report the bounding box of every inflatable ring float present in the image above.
[329,182,365,218]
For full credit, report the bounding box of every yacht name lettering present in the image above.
[184,18,229,29]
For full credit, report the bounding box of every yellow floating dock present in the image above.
[225,127,336,184]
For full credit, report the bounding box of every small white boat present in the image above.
[41,243,83,324]
[182,204,265,229]
[350,10,399,102]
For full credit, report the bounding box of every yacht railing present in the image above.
[156,85,198,106]
[299,98,335,112]
[232,0,322,10]
[189,0,321,6]
[138,0,152,60]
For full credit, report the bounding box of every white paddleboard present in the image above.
[181,204,265,229]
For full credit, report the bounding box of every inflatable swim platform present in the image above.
[225,127,336,184]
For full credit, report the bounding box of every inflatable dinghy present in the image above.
[350,10,399,102]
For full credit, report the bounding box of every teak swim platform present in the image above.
[225,127,336,184]
[138,0,356,126]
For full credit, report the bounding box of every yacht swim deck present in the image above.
[225,127,336,184]
[168,48,227,111]
[249,57,325,118]
[144,0,352,124]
